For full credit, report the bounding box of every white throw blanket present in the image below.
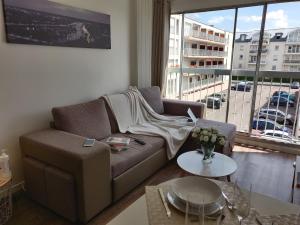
[104,87,195,159]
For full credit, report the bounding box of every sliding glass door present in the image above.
[166,1,300,145]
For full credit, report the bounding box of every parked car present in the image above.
[231,82,251,92]
[270,96,294,107]
[291,81,300,89]
[273,91,289,96]
[258,108,294,125]
[199,97,221,109]
[262,130,291,139]
[272,91,295,101]
[207,93,226,102]
[252,119,289,132]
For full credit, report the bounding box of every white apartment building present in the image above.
[233,28,300,72]
[167,15,233,98]
[169,15,233,69]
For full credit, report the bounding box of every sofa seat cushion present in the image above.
[102,133,165,178]
[180,119,236,156]
[139,86,164,114]
[52,99,111,140]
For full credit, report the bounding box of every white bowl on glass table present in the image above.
[167,176,225,216]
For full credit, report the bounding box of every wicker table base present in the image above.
[0,177,12,225]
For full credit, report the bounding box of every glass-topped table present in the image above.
[107,177,300,225]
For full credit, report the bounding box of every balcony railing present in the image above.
[284,59,300,64]
[205,65,225,69]
[187,65,225,69]
[165,68,300,146]
[286,50,300,54]
[186,30,226,44]
[184,48,226,57]
[287,39,300,43]
[283,66,300,72]
[249,49,268,54]
[248,61,267,64]
[251,41,269,45]
[285,49,300,54]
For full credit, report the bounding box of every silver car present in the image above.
[199,97,221,109]
[262,130,291,139]
[207,93,226,102]
[257,108,293,125]
[291,81,300,89]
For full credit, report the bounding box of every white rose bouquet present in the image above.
[191,127,226,161]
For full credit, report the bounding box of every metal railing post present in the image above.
[248,4,268,133]
[293,90,300,139]
[225,8,238,123]
[178,13,185,100]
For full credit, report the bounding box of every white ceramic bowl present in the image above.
[167,191,225,216]
[172,176,223,206]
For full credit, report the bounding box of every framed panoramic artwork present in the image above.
[2,0,111,49]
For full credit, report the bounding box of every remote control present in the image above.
[134,139,146,145]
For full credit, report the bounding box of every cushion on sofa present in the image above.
[139,86,164,114]
[102,133,165,177]
[52,99,111,140]
[179,119,236,156]
[100,96,120,134]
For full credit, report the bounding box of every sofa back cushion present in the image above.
[100,96,120,133]
[139,86,164,114]
[52,99,111,140]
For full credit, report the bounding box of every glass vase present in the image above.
[201,145,215,164]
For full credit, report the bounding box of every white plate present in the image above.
[172,176,223,206]
[167,191,225,216]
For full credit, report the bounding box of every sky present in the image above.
[186,2,300,32]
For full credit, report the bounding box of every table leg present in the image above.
[179,170,189,178]
[227,175,231,182]
[291,161,296,203]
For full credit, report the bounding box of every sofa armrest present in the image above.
[20,129,111,223]
[162,99,205,118]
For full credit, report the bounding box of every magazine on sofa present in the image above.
[106,137,130,145]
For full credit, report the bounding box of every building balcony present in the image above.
[185,30,226,44]
[250,41,270,45]
[284,59,300,64]
[285,51,300,54]
[248,61,266,64]
[205,65,225,69]
[283,66,300,72]
[286,39,300,44]
[249,49,268,54]
[185,65,225,69]
[184,48,226,58]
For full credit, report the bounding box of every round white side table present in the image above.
[177,151,237,181]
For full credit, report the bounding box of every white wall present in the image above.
[0,0,137,184]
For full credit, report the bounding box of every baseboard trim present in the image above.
[236,132,300,155]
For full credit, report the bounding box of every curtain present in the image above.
[151,0,171,95]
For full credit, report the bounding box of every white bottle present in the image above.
[0,149,11,179]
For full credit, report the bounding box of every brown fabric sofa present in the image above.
[19,87,236,223]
